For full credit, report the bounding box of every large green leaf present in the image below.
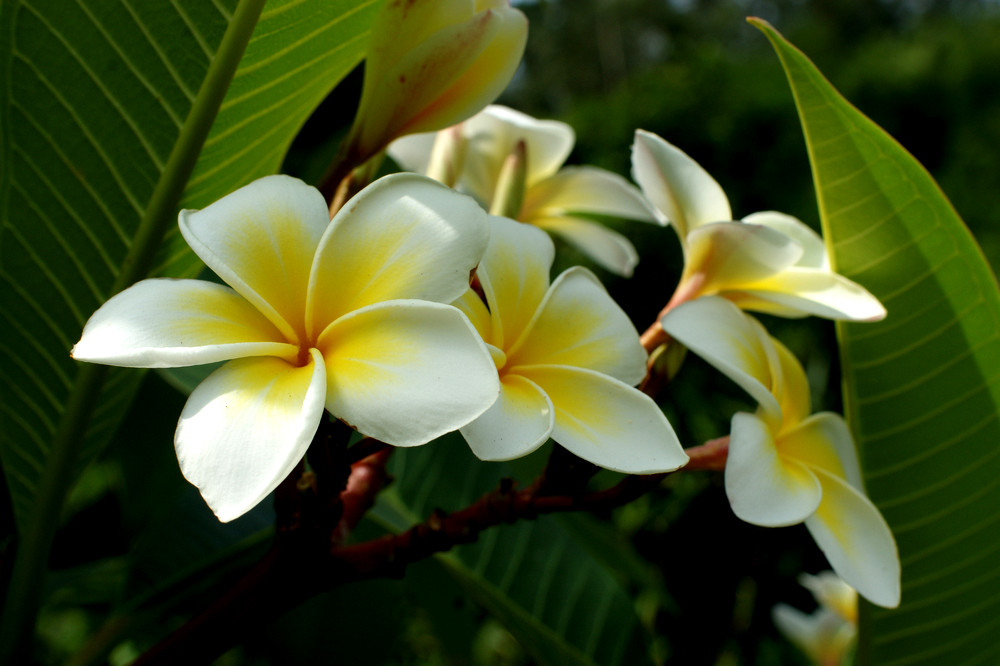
[752,19,1000,665]
[158,0,381,278]
[372,436,654,666]
[0,1,258,657]
[0,0,379,657]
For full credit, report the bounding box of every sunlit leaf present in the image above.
[753,18,1000,665]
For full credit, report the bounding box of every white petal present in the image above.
[531,215,640,277]
[510,267,647,385]
[684,221,803,295]
[318,300,499,447]
[179,175,329,345]
[308,174,489,335]
[799,571,859,623]
[772,604,821,659]
[387,131,438,174]
[174,348,327,522]
[517,365,687,473]
[661,297,781,419]
[477,216,555,349]
[631,129,732,240]
[735,269,887,321]
[742,211,828,269]
[460,373,554,461]
[521,167,658,223]
[805,468,901,608]
[726,413,822,527]
[461,105,575,200]
[72,279,296,368]
[772,605,856,665]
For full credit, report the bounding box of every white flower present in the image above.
[453,216,688,472]
[391,105,661,277]
[72,174,500,521]
[773,571,858,666]
[662,296,900,607]
[631,129,885,321]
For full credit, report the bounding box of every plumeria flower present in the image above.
[390,105,661,277]
[773,572,858,666]
[343,0,527,168]
[452,215,687,472]
[631,129,885,320]
[661,296,900,607]
[72,174,500,522]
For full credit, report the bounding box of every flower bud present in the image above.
[346,0,527,165]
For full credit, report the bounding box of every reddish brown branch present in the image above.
[682,436,730,472]
[332,447,394,544]
[328,468,669,580]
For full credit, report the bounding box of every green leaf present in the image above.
[0,0,264,657]
[751,18,1000,665]
[0,0,378,657]
[372,436,654,666]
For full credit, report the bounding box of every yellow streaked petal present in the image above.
[736,269,887,321]
[71,279,296,368]
[631,129,732,240]
[726,412,822,527]
[685,221,802,295]
[531,215,640,277]
[799,571,859,624]
[179,175,328,345]
[743,211,829,269]
[781,413,863,491]
[308,174,489,334]
[318,300,499,447]
[521,166,658,224]
[453,286,494,344]
[460,373,553,461]
[662,296,781,421]
[517,364,687,473]
[476,216,554,349]
[174,348,326,522]
[805,469,901,608]
[772,338,812,426]
[510,267,647,385]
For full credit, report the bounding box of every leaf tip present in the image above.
[746,16,777,35]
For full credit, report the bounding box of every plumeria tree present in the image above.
[1,1,999,664]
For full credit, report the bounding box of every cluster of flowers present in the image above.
[70,0,899,626]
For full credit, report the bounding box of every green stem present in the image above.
[0,0,266,660]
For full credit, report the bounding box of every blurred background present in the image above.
[38,1,1000,664]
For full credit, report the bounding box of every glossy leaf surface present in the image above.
[753,18,1000,665]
